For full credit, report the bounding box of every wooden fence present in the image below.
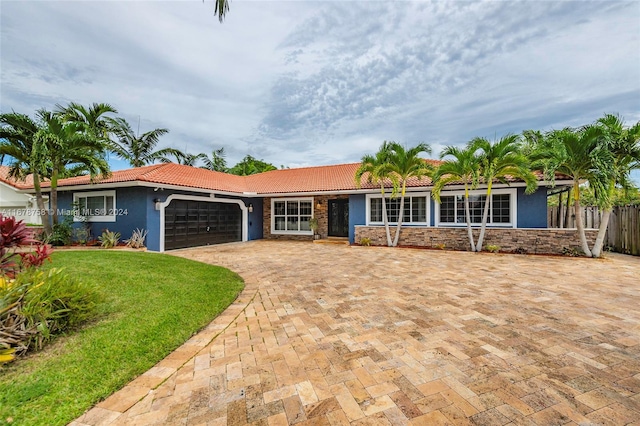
[548,205,640,256]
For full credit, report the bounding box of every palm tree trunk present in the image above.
[574,195,592,257]
[50,169,59,225]
[464,184,476,252]
[476,186,492,252]
[591,208,611,258]
[32,173,52,235]
[380,186,392,247]
[392,183,406,247]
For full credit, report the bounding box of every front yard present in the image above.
[0,251,244,426]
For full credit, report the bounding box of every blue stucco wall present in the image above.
[517,186,547,228]
[56,187,152,245]
[348,194,366,244]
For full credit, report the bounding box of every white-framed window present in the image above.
[366,192,430,225]
[73,190,117,222]
[271,198,314,235]
[435,188,516,227]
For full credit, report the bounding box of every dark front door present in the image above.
[328,199,349,237]
[165,200,242,250]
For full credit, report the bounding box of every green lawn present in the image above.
[0,250,244,426]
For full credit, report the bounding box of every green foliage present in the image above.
[580,185,640,206]
[47,217,73,247]
[228,155,277,176]
[485,244,501,253]
[98,229,121,249]
[200,147,228,172]
[107,117,176,167]
[13,268,101,352]
[359,237,371,246]
[0,251,244,425]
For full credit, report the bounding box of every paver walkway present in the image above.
[73,241,640,425]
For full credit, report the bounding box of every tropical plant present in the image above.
[471,135,537,251]
[0,112,52,235]
[533,125,612,257]
[355,141,395,246]
[486,244,500,253]
[162,152,208,166]
[386,142,433,247]
[109,117,182,167]
[200,147,228,172]
[125,228,148,249]
[213,0,230,22]
[99,229,121,248]
[55,102,117,142]
[47,216,74,246]
[590,114,640,257]
[35,108,111,226]
[431,145,482,251]
[228,155,277,175]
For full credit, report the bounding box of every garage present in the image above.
[164,199,242,250]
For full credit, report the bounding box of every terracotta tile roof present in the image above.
[46,163,249,193]
[0,165,35,190]
[15,160,568,195]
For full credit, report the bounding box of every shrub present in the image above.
[125,228,147,249]
[48,218,73,246]
[486,244,500,253]
[360,237,371,246]
[514,247,527,255]
[435,243,446,250]
[99,229,121,249]
[21,269,101,350]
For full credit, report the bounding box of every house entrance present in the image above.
[328,199,349,237]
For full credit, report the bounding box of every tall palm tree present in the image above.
[535,126,611,257]
[200,148,228,172]
[431,145,481,251]
[35,110,111,225]
[109,118,182,167]
[355,141,396,246]
[590,114,640,257]
[471,135,537,252]
[387,142,433,247]
[0,113,52,234]
[55,102,117,142]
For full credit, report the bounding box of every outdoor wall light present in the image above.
[316,199,322,209]
[248,204,253,213]
[153,198,161,211]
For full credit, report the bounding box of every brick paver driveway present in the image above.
[74,241,640,425]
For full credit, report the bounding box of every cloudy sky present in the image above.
[1,0,639,174]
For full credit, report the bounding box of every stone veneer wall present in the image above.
[355,226,599,255]
[263,195,349,241]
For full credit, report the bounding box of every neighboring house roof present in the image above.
[0,166,36,190]
[7,161,567,196]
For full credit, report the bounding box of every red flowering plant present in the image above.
[0,215,52,278]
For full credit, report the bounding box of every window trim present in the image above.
[73,190,117,222]
[434,188,517,228]
[365,192,430,226]
[271,197,314,235]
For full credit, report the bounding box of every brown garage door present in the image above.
[164,200,242,250]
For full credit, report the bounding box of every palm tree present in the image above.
[471,135,537,252]
[161,152,207,166]
[214,0,230,22]
[0,112,52,234]
[355,141,396,246]
[200,148,228,172]
[35,110,111,225]
[55,102,117,142]
[590,114,640,257]
[535,126,611,257]
[431,145,481,251]
[386,142,433,247]
[109,118,182,167]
